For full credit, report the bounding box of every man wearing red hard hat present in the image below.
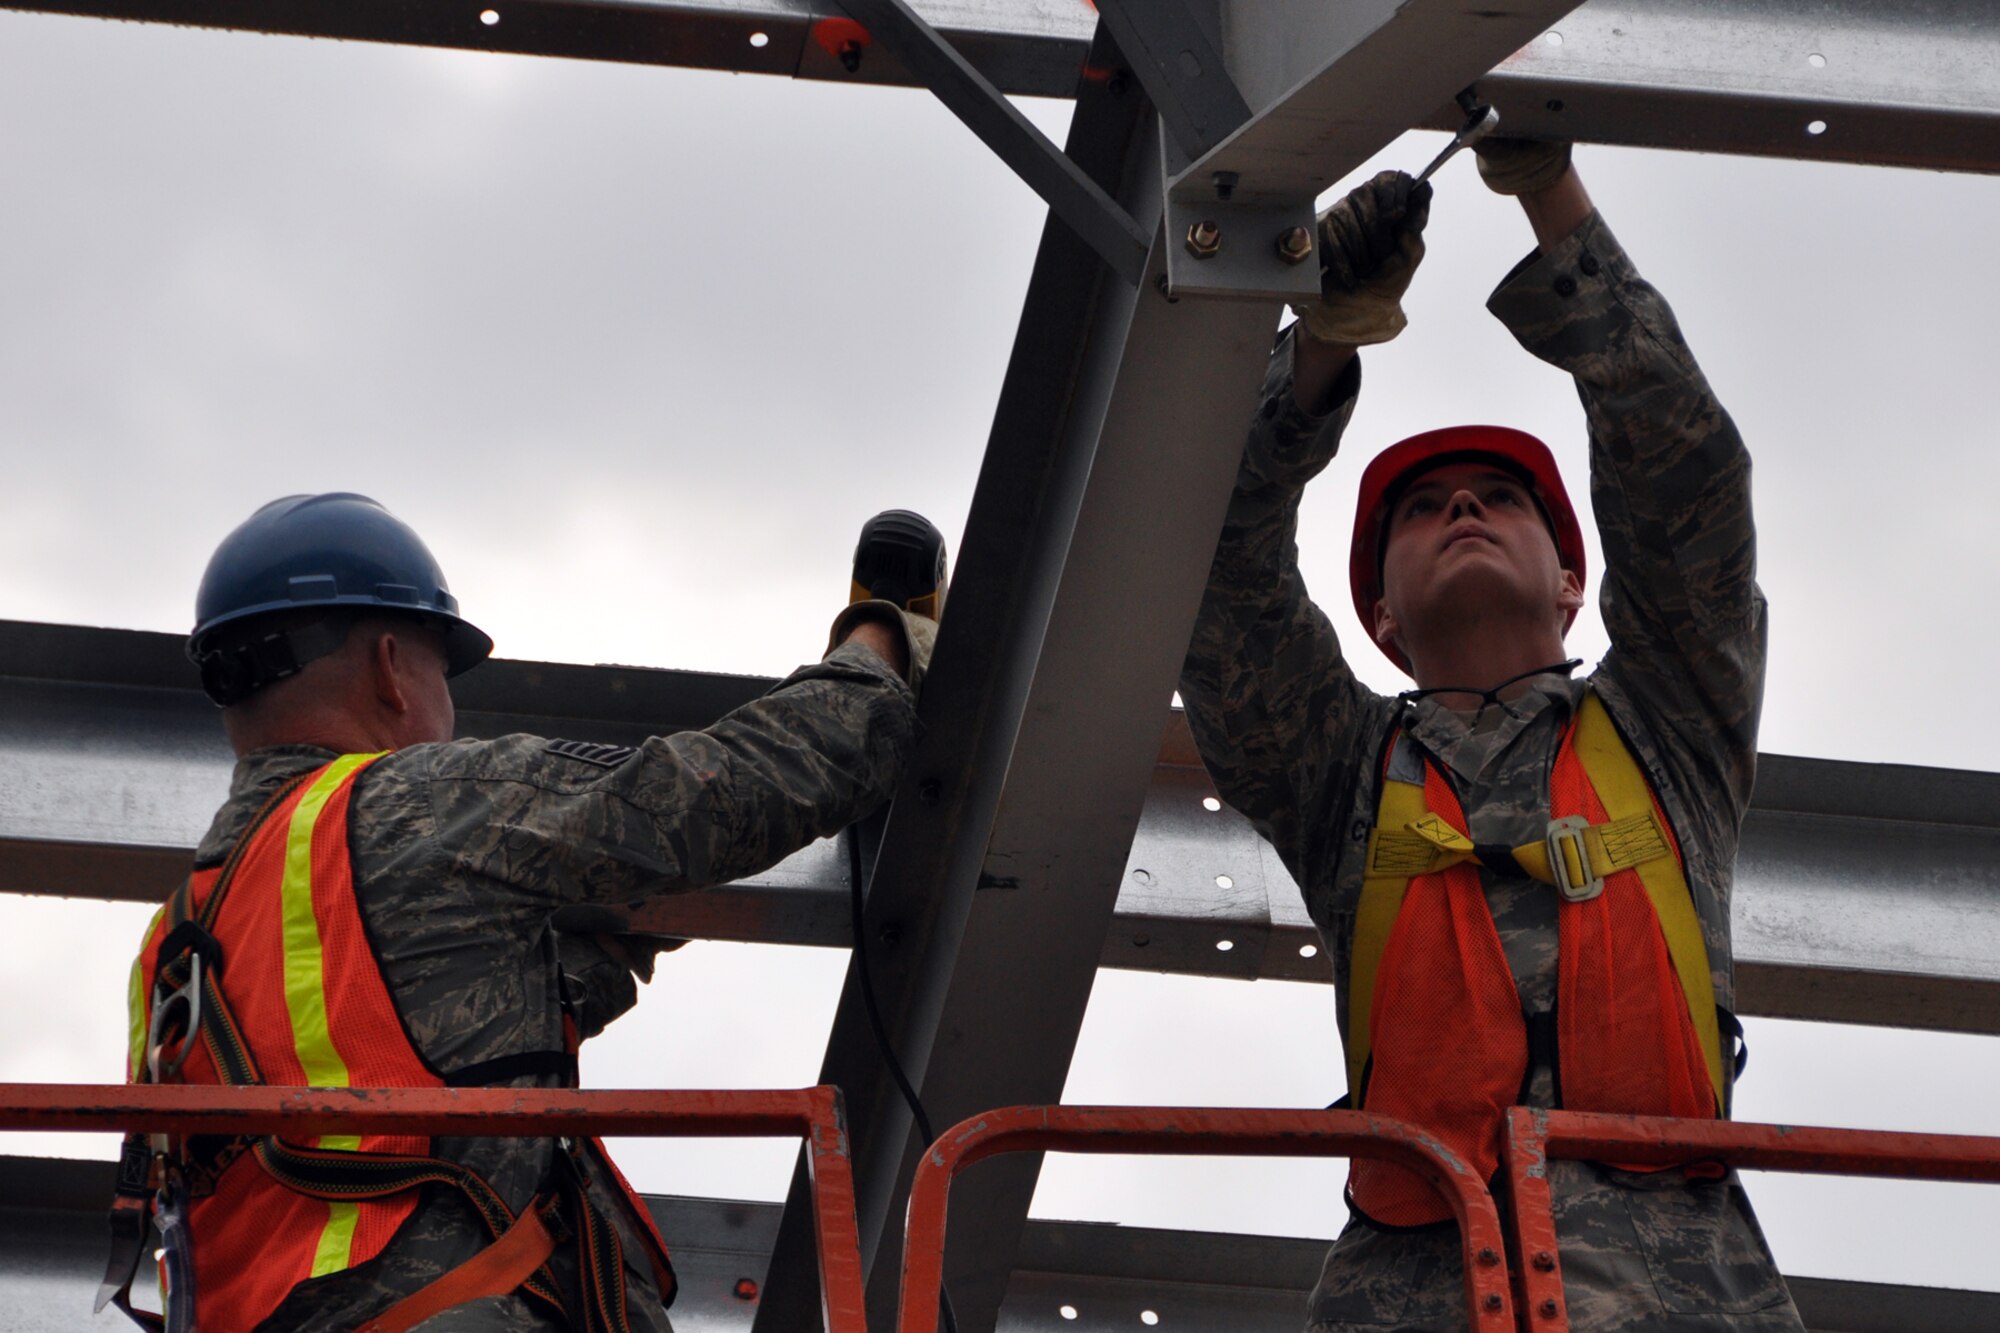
[1180,141,1798,1331]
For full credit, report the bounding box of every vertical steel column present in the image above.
[759,5,1590,1330]
[754,22,1281,1329]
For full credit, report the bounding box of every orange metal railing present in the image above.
[897,1104,1517,1333]
[1503,1107,2000,1332]
[0,1082,869,1332]
[18,1086,2000,1332]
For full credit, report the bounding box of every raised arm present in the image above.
[419,621,927,907]
[1482,146,1766,814]
[1179,173,1426,871]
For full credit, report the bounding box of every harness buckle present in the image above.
[147,953,205,1084]
[1545,815,1605,902]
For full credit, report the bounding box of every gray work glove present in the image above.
[1472,137,1572,195]
[1292,170,1432,346]
[827,601,937,695]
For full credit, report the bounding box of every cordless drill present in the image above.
[850,509,947,620]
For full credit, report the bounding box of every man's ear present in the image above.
[368,630,410,715]
[1373,598,1401,649]
[1557,568,1586,614]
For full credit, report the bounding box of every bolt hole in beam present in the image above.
[1201,797,1222,812]
[1141,1313,1160,1326]
[1808,52,1827,68]
[749,31,769,48]
[1300,944,1320,959]
[479,8,499,25]
[1215,939,1234,952]
[1214,874,1233,889]
[1060,1306,1078,1321]
[1544,30,1563,46]
[1808,119,1828,135]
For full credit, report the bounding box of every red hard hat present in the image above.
[1348,425,1587,674]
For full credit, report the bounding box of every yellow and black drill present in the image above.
[850,509,947,620]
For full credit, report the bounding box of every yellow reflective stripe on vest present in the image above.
[279,752,383,1278]
[1348,776,1429,1104]
[1572,695,1725,1109]
[127,905,166,1082]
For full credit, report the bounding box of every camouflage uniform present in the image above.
[179,641,919,1331]
[1179,214,1803,1331]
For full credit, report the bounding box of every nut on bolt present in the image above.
[1277,225,1314,264]
[1185,220,1222,259]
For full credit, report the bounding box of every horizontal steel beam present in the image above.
[3,1154,1993,1332]
[5,619,1999,1035]
[5,0,1995,173]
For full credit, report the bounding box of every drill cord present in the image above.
[848,832,959,1333]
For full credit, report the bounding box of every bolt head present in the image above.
[1541,1298,1561,1318]
[1277,225,1314,264]
[1476,1246,1500,1267]
[1185,220,1222,259]
[1533,1250,1556,1271]
[1482,1292,1505,1312]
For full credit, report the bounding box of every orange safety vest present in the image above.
[120,755,675,1330]
[1345,693,1727,1227]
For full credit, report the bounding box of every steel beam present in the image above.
[829,0,1148,284]
[1161,0,1585,303]
[1089,0,1247,162]
[752,20,1283,1321]
[5,0,1999,174]
[6,619,2000,1037]
[4,1155,1995,1332]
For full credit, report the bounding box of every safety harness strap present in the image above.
[1572,694,1726,1109]
[254,1137,570,1315]
[1366,801,1675,890]
[1348,690,1728,1117]
[356,1195,560,1333]
[1346,762,1428,1105]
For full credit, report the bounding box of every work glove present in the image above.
[1292,170,1432,346]
[1472,137,1572,196]
[827,601,937,695]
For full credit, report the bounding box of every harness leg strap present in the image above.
[355,1195,560,1333]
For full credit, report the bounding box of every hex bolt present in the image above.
[1482,1292,1504,1313]
[1212,170,1239,201]
[1541,1298,1561,1319]
[1476,1247,1500,1268]
[1532,1250,1556,1272]
[1277,225,1314,265]
[1185,220,1223,259]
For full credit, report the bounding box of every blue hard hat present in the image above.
[189,493,492,703]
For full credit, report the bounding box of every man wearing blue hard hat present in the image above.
[110,493,939,1332]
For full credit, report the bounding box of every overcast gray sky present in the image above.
[2,7,1996,1305]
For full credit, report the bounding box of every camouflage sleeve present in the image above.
[1178,327,1379,872]
[414,641,921,906]
[1487,212,1767,819]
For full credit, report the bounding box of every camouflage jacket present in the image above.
[1180,214,1786,1330]
[1181,210,1765,1050]
[168,641,919,1331]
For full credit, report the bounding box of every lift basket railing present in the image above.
[897,1104,1518,1332]
[0,1082,869,1333]
[1503,1107,2000,1332]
